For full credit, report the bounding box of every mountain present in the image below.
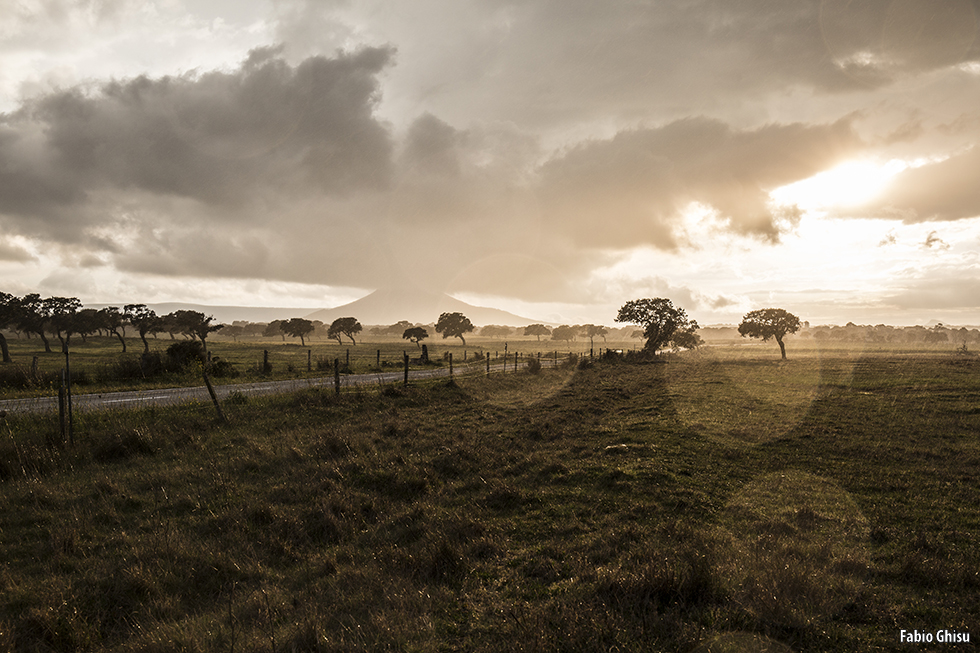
[303,287,537,326]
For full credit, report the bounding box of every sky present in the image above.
[1,0,979,327]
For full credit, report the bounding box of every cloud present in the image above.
[0,45,394,233]
[923,231,950,250]
[537,116,865,248]
[0,239,35,262]
[857,146,980,221]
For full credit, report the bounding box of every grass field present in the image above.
[0,334,619,400]
[1,344,978,651]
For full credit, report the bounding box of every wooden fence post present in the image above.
[486,352,490,376]
[449,352,454,378]
[334,358,340,395]
[403,352,409,386]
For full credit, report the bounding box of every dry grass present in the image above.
[1,347,978,650]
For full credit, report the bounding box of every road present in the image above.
[0,357,561,415]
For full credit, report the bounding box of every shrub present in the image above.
[526,357,542,375]
[165,341,204,371]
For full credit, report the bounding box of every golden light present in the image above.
[769,159,908,212]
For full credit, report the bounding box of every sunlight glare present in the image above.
[769,159,908,212]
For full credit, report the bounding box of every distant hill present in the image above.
[304,287,537,327]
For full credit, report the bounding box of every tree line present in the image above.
[5,290,889,366]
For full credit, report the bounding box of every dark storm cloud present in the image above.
[856,146,980,221]
[0,45,394,237]
[538,116,865,247]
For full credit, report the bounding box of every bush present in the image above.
[165,341,204,370]
[526,357,542,375]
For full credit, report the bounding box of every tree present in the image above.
[550,325,578,342]
[125,304,162,353]
[481,325,512,339]
[220,324,244,342]
[524,324,551,341]
[0,292,17,362]
[583,324,607,348]
[98,307,128,352]
[737,308,801,360]
[72,308,103,343]
[43,296,82,347]
[328,317,362,345]
[167,310,223,353]
[615,298,699,354]
[281,317,315,346]
[385,320,414,336]
[435,312,474,346]
[263,320,287,342]
[16,294,54,352]
[403,326,428,348]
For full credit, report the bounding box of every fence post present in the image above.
[58,370,67,447]
[63,342,74,446]
[377,349,381,368]
[486,352,490,376]
[334,358,340,395]
[307,349,312,372]
[403,352,409,386]
[346,348,350,367]
[449,352,454,378]
[263,350,270,375]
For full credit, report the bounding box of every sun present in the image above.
[769,159,908,212]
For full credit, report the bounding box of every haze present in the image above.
[1,0,979,326]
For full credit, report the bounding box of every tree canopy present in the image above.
[615,298,699,353]
[550,325,578,342]
[738,308,801,359]
[281,317,315,346]
[328,317,362,345]
[524,324,551,341]
[403,326,429,348]
[435,312,474,346]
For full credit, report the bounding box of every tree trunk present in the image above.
[39,331,52,353]
[0,334,10,363]
[114,329,127,352]
[777,337,787,360]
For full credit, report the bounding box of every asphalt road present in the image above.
[0,358,559,415]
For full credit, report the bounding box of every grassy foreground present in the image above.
[1,348,978,651]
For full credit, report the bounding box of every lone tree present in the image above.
[328,317,362,345]
[524,324,551,341]
[435,312,474,346]
[281,317,315,346]
[615,298,699,354]
[403,326,429,348]
[738,308,801,360]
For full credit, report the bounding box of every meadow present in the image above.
[0,333,619,400]
[0,342,978,651]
